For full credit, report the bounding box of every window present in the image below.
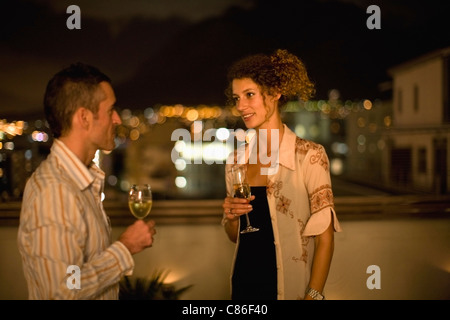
[418,147,427,174]
[413,84,419,112]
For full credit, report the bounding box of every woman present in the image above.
[222,49,342,300]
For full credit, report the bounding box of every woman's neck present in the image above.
[255,120,284,151]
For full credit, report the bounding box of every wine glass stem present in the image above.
[245,213,251,227]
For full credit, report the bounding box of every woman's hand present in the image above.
[222,195,254,220]
[222,195,255,243]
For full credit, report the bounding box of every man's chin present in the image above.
[100,143,115,153]
[102,147,114,153]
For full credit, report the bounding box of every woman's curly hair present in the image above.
[225,49,315,107]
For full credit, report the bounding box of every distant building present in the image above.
[384,47,450,194]
[345,98,392,186]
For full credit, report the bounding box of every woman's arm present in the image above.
[305,210,335,300]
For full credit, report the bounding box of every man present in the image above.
[17,62,156,299]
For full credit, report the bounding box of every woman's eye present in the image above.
[246,92,254,98]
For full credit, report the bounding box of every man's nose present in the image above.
[113,110,122,125]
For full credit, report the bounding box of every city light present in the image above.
[330,158,344,175]
[31,131,49,142]
[175,176,187,188]
[175,142,233,163]
[216,127,230,141]
[0,120,25,138]
[175,159,187,171]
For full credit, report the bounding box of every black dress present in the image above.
[231,186,277,300]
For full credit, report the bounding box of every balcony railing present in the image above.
[2,194,450,226]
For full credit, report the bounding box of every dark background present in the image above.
[1,0,449,117]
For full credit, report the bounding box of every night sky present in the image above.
[1,0,449,119]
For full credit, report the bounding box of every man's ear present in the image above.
[73,107,92,130]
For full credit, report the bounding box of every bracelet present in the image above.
[306,287,325,300]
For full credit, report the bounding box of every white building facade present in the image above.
[384,47,450,194]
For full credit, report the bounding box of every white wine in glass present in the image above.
[231,165,259,234]
[128,184,152,219]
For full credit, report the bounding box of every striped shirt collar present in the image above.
[52,139,105,191]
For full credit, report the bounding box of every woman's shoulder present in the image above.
[293,137,330,172]
[294,136,326,154]
[282,126,325,155]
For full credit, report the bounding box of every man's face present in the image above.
[89,81,122,152]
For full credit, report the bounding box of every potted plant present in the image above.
[119,269,193,300]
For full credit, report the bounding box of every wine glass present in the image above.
[231,165,259,233]
[128,184,153,219]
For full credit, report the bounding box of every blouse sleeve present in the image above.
[302,143,342,236]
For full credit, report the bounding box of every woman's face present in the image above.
[232,78,280,130]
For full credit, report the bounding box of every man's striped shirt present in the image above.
[17,139,134,299]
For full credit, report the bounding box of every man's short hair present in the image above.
[44,62,111,138]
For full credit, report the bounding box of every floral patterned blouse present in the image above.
[223,124,342,300]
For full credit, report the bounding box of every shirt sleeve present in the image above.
[18,183,134,299]
[301,143,342,236]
